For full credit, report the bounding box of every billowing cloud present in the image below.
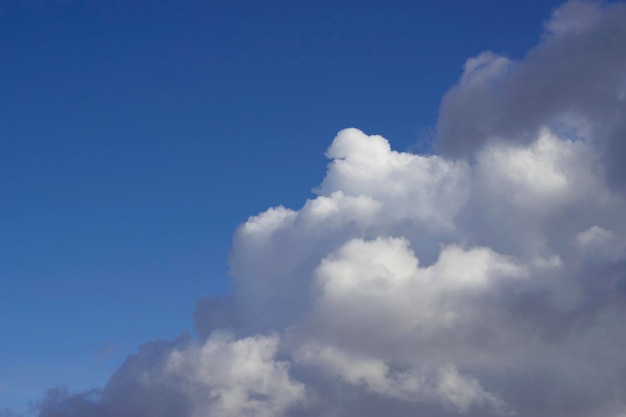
[34,2,626,417]
[436,0,626,186]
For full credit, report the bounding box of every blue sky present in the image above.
[1,0,570,413]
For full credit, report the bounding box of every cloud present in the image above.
[165,332,305,417]
[34,1,626,416]
[436,1,626,186]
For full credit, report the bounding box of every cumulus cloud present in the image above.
[34,2,626,417]
[436,0,626,186]
[165,332,305,417]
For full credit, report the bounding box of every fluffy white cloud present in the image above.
[39,126,626,417]
[230,122,626,416]
[222,122,626,416]
[165,332,305,417]
[306,237,524,350]
[318,128,470,230]
[35,2,626,417]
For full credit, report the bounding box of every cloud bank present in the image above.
[35,2,626,416]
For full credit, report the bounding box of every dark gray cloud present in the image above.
[35,337,192,417]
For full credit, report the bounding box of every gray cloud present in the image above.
[34,2,626,416]
[436,1,626,185]
[193,295,241,339]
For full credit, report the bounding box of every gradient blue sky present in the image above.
[1,0,566,413]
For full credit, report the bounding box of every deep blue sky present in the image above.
[1,0,566,413]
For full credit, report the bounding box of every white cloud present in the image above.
[39,124,626,417]
[318,128,470,230]
[227,124,626,416]
[165,332,305,417]
[294,343,507,414]
[34,2,626,417]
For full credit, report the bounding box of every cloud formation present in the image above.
[35,2,626,416]
[436,0,626,186]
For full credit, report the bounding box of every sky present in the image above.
[2,1,626,416]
